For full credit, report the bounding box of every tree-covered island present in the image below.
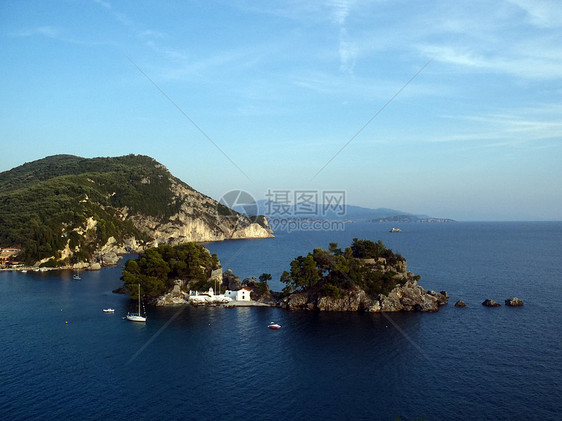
[280,238,414,297]
[120,239,448,312]
[278,238,448,312]
[121,242,221,298]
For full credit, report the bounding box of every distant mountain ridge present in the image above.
[0,154,272,267]
[370,215,456,223]
[239,200,453,222]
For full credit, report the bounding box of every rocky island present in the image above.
[121,239,448,313]
[277,239,448,312]
[0,154,272,269]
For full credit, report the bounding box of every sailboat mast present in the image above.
[138,284,141,315]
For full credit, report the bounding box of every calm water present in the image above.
[1,222,561,420]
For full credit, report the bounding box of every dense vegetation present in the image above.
[0,154,189,264]
[280,238,412,298]
[121,243,220,298]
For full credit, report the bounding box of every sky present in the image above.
[1,0,561,221]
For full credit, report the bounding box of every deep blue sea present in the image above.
[1,222,561,420]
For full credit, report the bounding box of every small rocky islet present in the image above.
[480,297,525,307]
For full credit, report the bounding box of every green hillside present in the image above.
[0,154,190,265]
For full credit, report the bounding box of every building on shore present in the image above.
[1,247,22,267]
[225,286,252,302]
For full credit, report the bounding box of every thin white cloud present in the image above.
[324,0,357,73]
[159,48,261,81]
[420,42,562,80]
[419,45,486,68]
[93,0,133,27]
[507,0,562,28]
[93,0,111,10]
[431,109,562,145]
[329,0,353,25]
[338,29,357,73]
[139,29,168,40]
[414,0,562,81]
[10,26,62,39]
[228,1,327,23]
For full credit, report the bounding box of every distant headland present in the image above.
[371,215,456,223]
[0,154,272,270]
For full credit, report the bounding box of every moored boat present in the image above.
[126,284,147,322]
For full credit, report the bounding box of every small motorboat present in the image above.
[268,322,281,330]
[103,308,115,313]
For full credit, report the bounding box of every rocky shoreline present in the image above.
[149,291,526,311]
[5,250,125,272]
[147,271,525,313]
[148,272,451,313]
[277,280,449,312]
[145,266,524,314]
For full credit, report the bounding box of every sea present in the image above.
[1,222,561,420]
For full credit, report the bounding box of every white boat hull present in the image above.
[126,314,146,322]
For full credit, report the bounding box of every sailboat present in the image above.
[126,284,147,322]
[73,268,81,280]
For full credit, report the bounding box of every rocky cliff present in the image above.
[128,170,273,246]
[280,279,448,312]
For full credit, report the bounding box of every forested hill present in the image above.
[0,154,188,216]
[0,154,272,266]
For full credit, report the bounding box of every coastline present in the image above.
[0,261,123,272]
[222,300,273,308]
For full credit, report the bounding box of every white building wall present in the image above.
[237,289,249,301]
[225,288,252,301]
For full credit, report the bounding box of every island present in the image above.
[277,239,448,312]
[119,239,449,313]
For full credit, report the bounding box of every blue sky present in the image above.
[1,0,561,221]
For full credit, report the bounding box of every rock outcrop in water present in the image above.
[482,299,501,307]
[505,297,524,306]
[372,285,448,312]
